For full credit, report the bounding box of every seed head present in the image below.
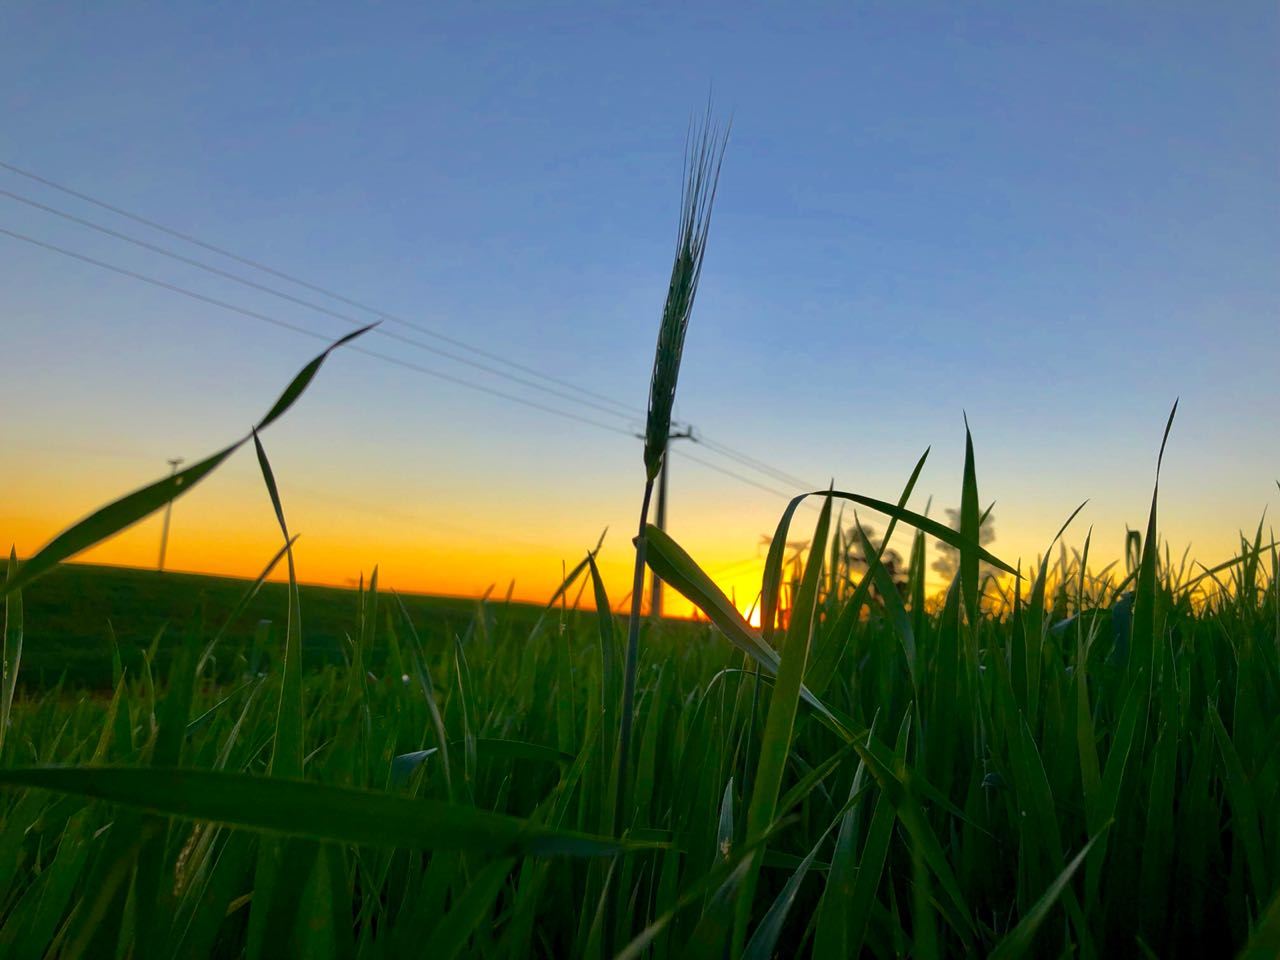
[643,112,728,482]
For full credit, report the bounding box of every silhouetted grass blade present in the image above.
[1,442,238,598]
[736,493,832,950]
[1,325,373,598]
[1132,400,1178,677]
[0,767,645,857]
[989,829,1107,960]
[643,522,853,737]
[960,415,980,625]
[255,322,378,431]
[1,548,22,754]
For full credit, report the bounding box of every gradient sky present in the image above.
[2,4,1277,616]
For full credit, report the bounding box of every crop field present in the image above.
[8,563,554,690]
[3,127,1278,959]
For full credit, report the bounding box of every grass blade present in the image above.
[2,326,372,598]
[252,431,304,779]
[1131,400,1178,677]
[643,523,853,738]
[989,829,1108,960]
[960,415,980,625]
[1,548,22,755]
[421,857,515,960]
[735,493,833,951]
[0,767,649,857]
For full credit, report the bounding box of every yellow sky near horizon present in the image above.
[4,440,1272,625]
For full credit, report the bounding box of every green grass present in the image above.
[7,562,553,689]
[2,134,1278,958]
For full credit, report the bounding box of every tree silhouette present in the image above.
[846,521,908,598]
[931,507,997,582]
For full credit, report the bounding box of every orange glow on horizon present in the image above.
[3,502,766,620]
[4,480,1267,626]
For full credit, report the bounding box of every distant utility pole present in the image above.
[649,426,695,621]
[157,457,184,572]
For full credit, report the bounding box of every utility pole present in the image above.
[157,457,184,572]
[650,426,694,620]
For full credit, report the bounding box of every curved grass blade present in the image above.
[1209,706,1268,906]
[391,748,439,787]
[248,429,306,960]
[854,520,917,690]
[1,325,373,598]
[717,777,735,862]
[960,415,980,625]
[776,739,862,820]
[845,779,897,956]
[586,552,621,832]
[1132,400,1177,677]
[759,477,1015,641]
[831,489,1011,573]
[421,857,515,960]
[1025,500,1089,721]
[393,592,454,801]
[645,526,778,667]
[1240,885,1280,960]
[1,548,22,754]
[813,714,880,959]
[683,856,755,958]
[1179,539,1280,598]
[0,767,650,857]
[735,494,833,951]
[255,321,377,431]
[743,816,838,960]
[253,431,304,779]
[988,828,1107,960]
[643,523,853,738]
[2,442,239,598]
[807,452,930,694]
[195,536,298,676]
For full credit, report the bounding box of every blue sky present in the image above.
[1,3,1277,604]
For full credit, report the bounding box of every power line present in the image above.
[672,448,796,500]
[3,224,828,513]
[0,161,829,499]
[0,160,828,497]
[0,188,639,423]
[0,226,636,438]
[0,159,635,416]
[694,434,814,491]
[0,171,829,512]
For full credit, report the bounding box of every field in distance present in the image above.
[14,562,562,689]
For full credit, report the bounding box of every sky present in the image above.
[1,3,1277,617]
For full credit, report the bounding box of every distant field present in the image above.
[15,562,552,688]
